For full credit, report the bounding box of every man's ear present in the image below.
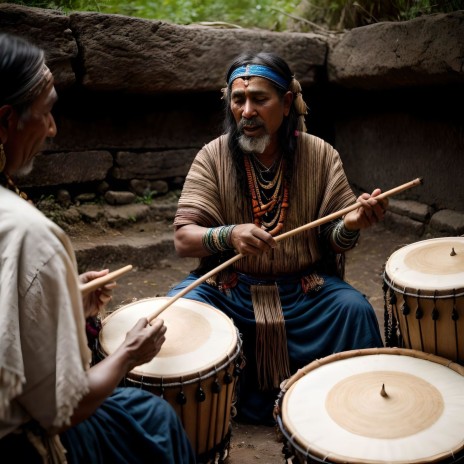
[0,105,15,142]
[283,91,293,117]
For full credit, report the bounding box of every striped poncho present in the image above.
[174,131,356,276]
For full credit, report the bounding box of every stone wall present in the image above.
[1,4,463,237]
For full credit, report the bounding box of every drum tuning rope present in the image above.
[147,177,424,323]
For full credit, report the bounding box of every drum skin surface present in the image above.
[275,348,464,464]
[383,237,464,363]
[99,297,242,462]
[99,297,238,379]
[384,237,464,293]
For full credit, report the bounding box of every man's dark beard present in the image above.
[237,118,270,154]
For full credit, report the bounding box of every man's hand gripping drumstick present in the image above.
[80,264,133,318]
[146,177,424,323]
[79,265,168,374]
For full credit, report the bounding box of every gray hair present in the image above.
[0,33,47,116]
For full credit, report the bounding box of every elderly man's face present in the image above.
[230,76,292,154]
[3,75,57,176]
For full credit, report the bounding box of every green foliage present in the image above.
[9,0,299,30]
[288,0,464,32]
[7,0,464,31]
[136,191,155,205]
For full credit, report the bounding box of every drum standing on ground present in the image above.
[384,237,464,363]
[275,347,464,464]
[98,297,244,464]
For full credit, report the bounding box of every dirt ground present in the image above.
[71,219,418,464]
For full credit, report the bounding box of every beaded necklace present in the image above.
[250,154,283,191]
[250,152,280,174]
[0,172,30,201]
[244,153,289,236]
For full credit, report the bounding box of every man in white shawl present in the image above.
[0,33,195,463]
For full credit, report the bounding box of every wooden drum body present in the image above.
[383,237,464,363]
[98,297,243,463]
[274,347,464,464]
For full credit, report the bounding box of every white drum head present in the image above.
[99,297,237,379]
[385,237,464,293]
[281,349,464,464]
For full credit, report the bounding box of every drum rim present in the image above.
[99,296,241,381]
[383,272,464,299]
[387,237,464,257]
[102,296,229,321]
[275,347,464,464]
[118,331,242,388]
[278,348,464,393]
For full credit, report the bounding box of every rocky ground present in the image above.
[57,195,420,464]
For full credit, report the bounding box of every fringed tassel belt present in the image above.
[251,283,290,390]
[205,269,324,391]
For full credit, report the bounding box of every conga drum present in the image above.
[383,237,464,363]
[274,347,464,463]
[98,297,243,464]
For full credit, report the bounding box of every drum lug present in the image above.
[211,378,221,394]
[176,390,187,405]
[402,300,410,316]
[196,386,206,402]
[223,372,233,385]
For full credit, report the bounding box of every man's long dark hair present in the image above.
[223,52,299,190]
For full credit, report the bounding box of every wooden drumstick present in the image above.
[147,177,423,322]
[274,177,423,243]
[80,264,133,296]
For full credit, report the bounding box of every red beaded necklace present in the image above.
[244,153,289,236]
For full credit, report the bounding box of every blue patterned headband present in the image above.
[228,64,290,90]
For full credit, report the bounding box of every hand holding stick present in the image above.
[274,177,423,243]
[147,177,423,322]
[80,264,133,296]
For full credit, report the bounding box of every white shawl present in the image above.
[0,187,90,439]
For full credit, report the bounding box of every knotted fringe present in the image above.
[25,425,68,463]
[251,284,290,390]
[301,273,324,294]
[206,270,239,294]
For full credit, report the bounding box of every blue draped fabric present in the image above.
[60,387,196,463]
[167,272,383,425]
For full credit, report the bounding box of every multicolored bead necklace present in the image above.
[244,153,289,236]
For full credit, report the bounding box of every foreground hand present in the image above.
[230,223,276,256]
[80,269,116,318]
[123,317,167,370]
[344,188,388,230]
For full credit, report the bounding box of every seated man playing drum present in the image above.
[168,51,388,426]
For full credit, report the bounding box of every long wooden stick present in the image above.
[147,177,423,322]
[275,177,423,243]
[80,264,133,296]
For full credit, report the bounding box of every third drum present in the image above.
[383,236,464,363]
[274,347,464,463]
